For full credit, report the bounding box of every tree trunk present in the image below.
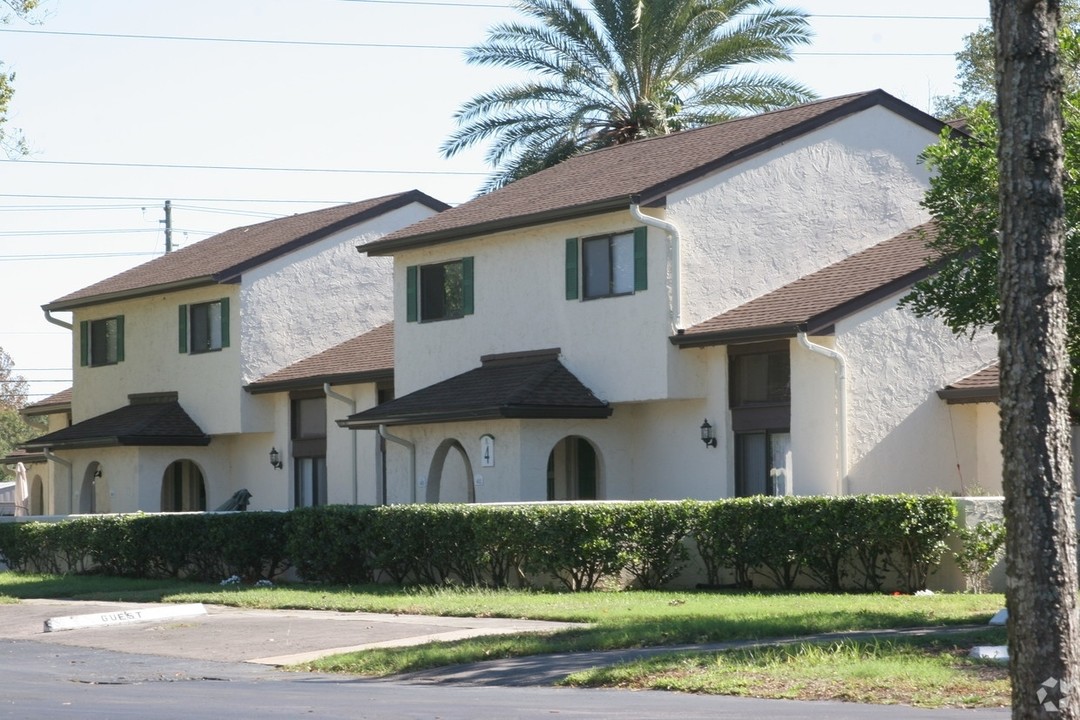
[992,1,1080,717]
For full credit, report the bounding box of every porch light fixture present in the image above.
[269,447,283,470]
[700,419,717,448]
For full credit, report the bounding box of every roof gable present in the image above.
[47,190,449,311]
[361,91,948,255]
[674,222,940,347]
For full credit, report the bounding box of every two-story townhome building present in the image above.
[341,91,998,503]
[23,191,447,514]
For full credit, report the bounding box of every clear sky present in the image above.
[0,0,990,401]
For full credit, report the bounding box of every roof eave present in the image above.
[22,434,212,451]
[246,369,394,395]
[359,197,635,255]
[1,451,46,465]
[339,403,612,429]
[936,387,1000,404]
[21,403,72,418]
[45,276,219,312]
[671,324,802,348]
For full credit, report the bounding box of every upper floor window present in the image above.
[178,298,230,354]
[730,349,790,406]
[79,316,124,367]
[406,257,474,323]
[565,227,647,301]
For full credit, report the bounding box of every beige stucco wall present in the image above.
[239,203,438,386]
[834,293,998,495]
[668,105,940,329]
[392,211,681,403]
[70,284,244,434]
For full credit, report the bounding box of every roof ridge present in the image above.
[567,90,878,163]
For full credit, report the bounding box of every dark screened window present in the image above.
[190,300,224,353]
[582,232,635,299]
[89,317,120,366]
[420,260,465,321]
[730,351,790,406]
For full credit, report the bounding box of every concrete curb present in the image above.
[44,603,207,632]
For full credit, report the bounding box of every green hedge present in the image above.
[0,495,958,592]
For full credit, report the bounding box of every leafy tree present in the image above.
[991,1,1080,716]
[934,0,1080,117]
[0,347,40,481]
[442,0,815,192]
[1,0,41,157]
[903,35,1080,404]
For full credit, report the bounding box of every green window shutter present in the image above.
[565,238,579,300]
[406,265,418,322]
[220,297,230,348]
[178,305,188,353]
[115,315,125,363]
[79,320,88,367]
[633,226,648,292]
[462,257,474,316]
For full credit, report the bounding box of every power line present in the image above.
[0,193,358,204]
[0,157,488,175]
[0,228,213,237]
[170,204,283,219]
[338,0,986,17]
[0,26,979,55]
[0,251,161,260]
[0,204,147,211]
[0,27,472,50]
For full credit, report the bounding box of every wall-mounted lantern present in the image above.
[269,447,283,470]
[700,419,717,448]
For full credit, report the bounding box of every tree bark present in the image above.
[992,1,1080,717]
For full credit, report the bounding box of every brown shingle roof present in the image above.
[246,323,394,394]
[46,191,449,311]
[361,90,947,255]
[21,387,72,417]
[938,364,1000,404]
[22,400,210,450]
[340,349,612,428]
[673,223,941,347]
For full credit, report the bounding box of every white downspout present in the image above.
[629,203,683,332]
[44,450,73,515]
[43,309,73,330]
[797,332,848,495]
[378,424,416,504]
[324,384,358,505]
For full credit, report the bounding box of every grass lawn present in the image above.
[0,572,1008,706]
[563,629,1010,709]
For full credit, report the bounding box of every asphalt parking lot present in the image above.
[0,598,583,666]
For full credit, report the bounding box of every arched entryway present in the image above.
[426,439,475,503]
[79,462,106,514]
[30,475,44,515]
[547,436,600,500]
[161,460,207,512]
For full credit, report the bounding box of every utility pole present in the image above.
[162,200,173,253]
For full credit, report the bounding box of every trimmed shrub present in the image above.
[616,501,692,589]
[286,505,374,584]
[525,504,626,591]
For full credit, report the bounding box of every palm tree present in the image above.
[442,0,815,192]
